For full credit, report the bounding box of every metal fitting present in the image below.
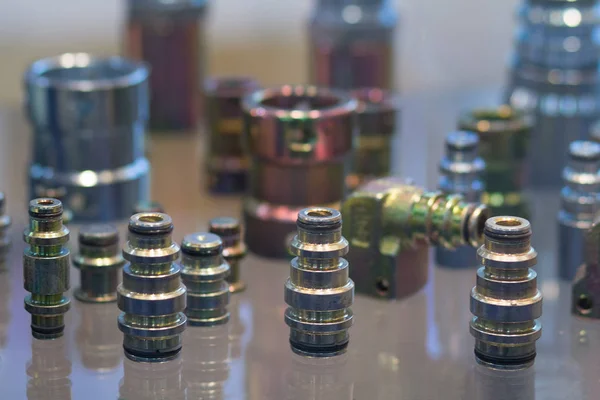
[132,200,164,215]
[505,0,600,187]
[180,232,230,326]
[205,77,260,193]
[342,177,489,299]
[308,0,397,89]
[458,106,531,218]
[125,0,209,131]
[572,218,600,319]
[33,186,72,224]
[242,85,357,258]
[435,131,485,268]
[23,198,71,340]
[346,88,398,191]
[284,207,354,357]
[470,216,542,369]
[0,192,11,268]
[73,224,125,303]
[209,217,247,293]
[25,53,151,222]
[558,141,600,281]
[117,212,187,362]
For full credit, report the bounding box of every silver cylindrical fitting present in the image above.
[285,208,354,357]
[436,131,485,268]
[0,193,11,268]
[125,0,209,131]
[73,224,125,303]
[470,216,542,369]
[558,141,600,281]
[180,232,230,326]
[23,198,71,340]
[117,213,187,362]
[209,217,247,293]
[24,53,151,222]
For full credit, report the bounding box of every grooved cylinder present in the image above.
[180,232,230,326]
[558,141,600,280]
[435,131,485,268]
[458,106,531,218]
[73,224,125,303]
[505,0,600,187]
[205,77,260,193]
[242,85,357,258]
[24,53,151,221]
[284,208,354,357]
[346,88,398,190]
[209,217,247,293]
[117,212,187,362]
[125,0,208,131]
[23,198,71,340]
[470,216,542,370]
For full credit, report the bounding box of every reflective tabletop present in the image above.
[0,88,597,399]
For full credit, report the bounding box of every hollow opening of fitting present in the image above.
[307,210,333,218]
[577,295,593,315]
[36,199,56,206]
[139,215,164,223]
[375,277,390,296]
[496,219,522,227]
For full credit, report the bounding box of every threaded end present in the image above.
[79,224,119,246]
[181,233,223,256]
[297,208,341,231]
[129,213,173,235]
[29,198,62,218]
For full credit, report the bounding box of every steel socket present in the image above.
[209,217,247,293]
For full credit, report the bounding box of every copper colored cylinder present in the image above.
[205,77,261,193]
[347,88,398,190]
[125,0,208,132]
[242,85,357,258]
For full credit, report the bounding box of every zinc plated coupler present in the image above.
[117,213,187,362]
[558,141,600,281]
[435,131,485,268]
[23,198,71,339]
[341,177,489,299]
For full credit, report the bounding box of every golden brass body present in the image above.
[342,177,489,299]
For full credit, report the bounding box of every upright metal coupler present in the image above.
[73,224,125,303]
[180,232,230,326]
[117,213,187,362]
[558,141,600,281]
[470,216,542,369]
[435,131,485,268]
[23,198,71,339]
[284,208,354,357]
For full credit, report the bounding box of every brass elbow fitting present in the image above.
[341,177,489,299]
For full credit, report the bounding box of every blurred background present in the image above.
[0,0,518,104]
